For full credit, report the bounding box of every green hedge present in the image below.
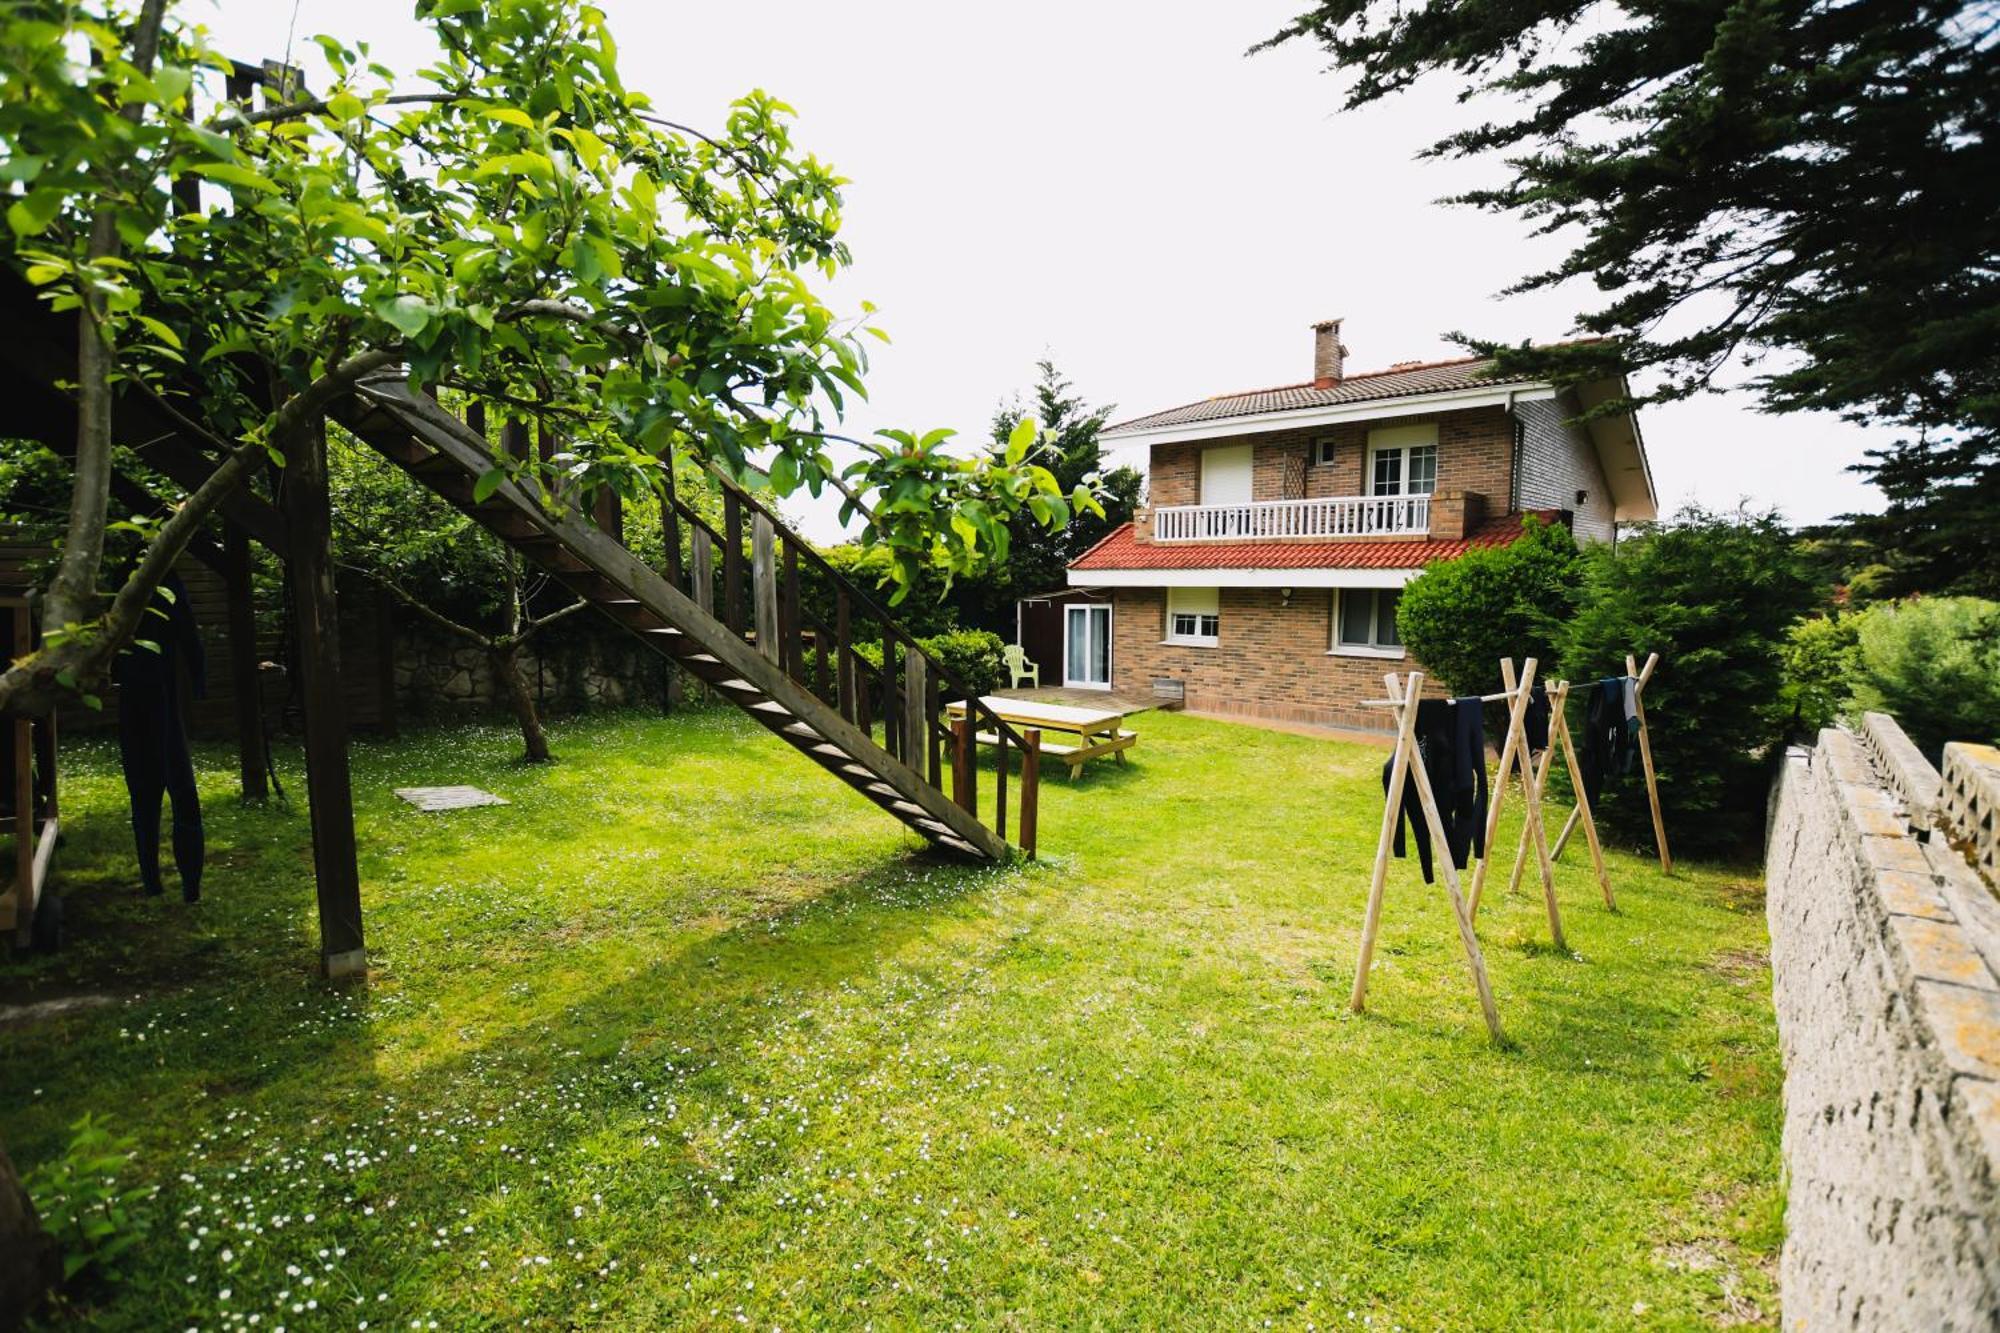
[847,629,1006,699]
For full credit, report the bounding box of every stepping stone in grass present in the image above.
[394,785,510,812]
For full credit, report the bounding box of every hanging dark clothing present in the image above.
[114,574,205,900]
[1382,697,1489,884]
[1524,683,1551,754]
[1577,676,1635,810]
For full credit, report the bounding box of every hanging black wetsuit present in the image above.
[1382,697,1489,883]
[114,573,205,901]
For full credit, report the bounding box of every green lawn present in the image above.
[0,705,1781,1329]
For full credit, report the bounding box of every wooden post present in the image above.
[835,591,853,721]
[880,627,897,758]
[1375,672,1503,1039]
[995,722,1009,841]
[593,487,622,543]
[926,669,943,788]
[1352,668,1421,1015]
[751,514,779,663]
[1554,681,1615,908]
[903,648,927,782]
[691,528,714,616]
[465,400,487,442]
[1020,728,1041,859]
[1628,652,1672,873]
[1468,657,1533,919]
[723,490,745,635]
[951,716,974,815]
[1505,661,1564,952]
[660,469,684,590]
[780,538,802,682]
[221,520,269,802]
[279,414,366,979]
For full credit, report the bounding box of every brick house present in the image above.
[1060,319,1657,729]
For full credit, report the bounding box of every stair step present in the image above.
[808,743,849,761]
[927,835,983,858]
[780,721,823,742]
[713,678,760,694]
[864,782,898,798]
[884,799,929,817]
[838,763,875,779]
[747,700,791,718]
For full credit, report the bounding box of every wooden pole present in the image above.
[1020,728,1040,860]
[1628,652,1671,873]
[903,647,927,785]
[951,716,974,815]
[690,528,714,616]
[751,514,778,663]
[1394,672,1504,1040]
[1550,805,1582,861]
[1351,669,1421,1014]
[1507,740,1558,902]
[1468,657,1534,919]
[1503,661,1564,951]
[279,414,366,979]
[1554,682,1615,908]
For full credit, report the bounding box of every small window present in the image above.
[1166,587,1220,646]
[1333,588,1403,655]
[1313,437,1337,466]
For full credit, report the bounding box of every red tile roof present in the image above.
[1101,355,1540,435]
[1068,512,1552,573]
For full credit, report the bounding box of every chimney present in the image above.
[1312,318,1347,388]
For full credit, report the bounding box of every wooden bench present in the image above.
[973,728,1138,778]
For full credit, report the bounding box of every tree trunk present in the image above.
[0,1140,56,1329]
[491,644,550,763]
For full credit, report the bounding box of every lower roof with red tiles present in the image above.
[1068,511,1556,573]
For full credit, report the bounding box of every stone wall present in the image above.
[392,617,666,719]
[1765,722,2000,1328]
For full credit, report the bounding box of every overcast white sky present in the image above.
[199,0,1891,538]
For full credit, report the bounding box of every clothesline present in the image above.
[1358,687,1519,709]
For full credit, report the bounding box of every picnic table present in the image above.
[945,696,1138,779]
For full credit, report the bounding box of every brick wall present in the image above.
[1111,586,1441,731]
[1137,406,1517,542]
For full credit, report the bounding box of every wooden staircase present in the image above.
[333,377,1038,862]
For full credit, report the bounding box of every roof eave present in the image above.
[1101,381,1558,447]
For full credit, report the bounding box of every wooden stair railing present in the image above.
[332,376,1039,861]
[660,465,1043,851]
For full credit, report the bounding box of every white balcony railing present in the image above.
[1151,494,1430,542]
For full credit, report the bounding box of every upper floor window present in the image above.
[1367,423,1438,497]
[1199,444,1254,506]
[1312,437,1338,467]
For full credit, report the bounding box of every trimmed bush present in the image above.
[1780,613,1860,736]
[1396,517,1581,695]
[1850,596,2000,758]
[847,628,1007,700]
[1556,507,1823,856]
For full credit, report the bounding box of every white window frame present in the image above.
[1330,588,1405,658]
[1312,436,1338,467]
[1062,602,1114,690]
[1366,423,1439,498]
[1164,586,1220,647]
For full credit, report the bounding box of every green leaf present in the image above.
[190,162,282,195]
[375,294,432,338]
[472,468,506,503]
[1006,416,1038,465]
[6,189,64,237]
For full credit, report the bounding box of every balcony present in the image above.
[1151,494,1431,542]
